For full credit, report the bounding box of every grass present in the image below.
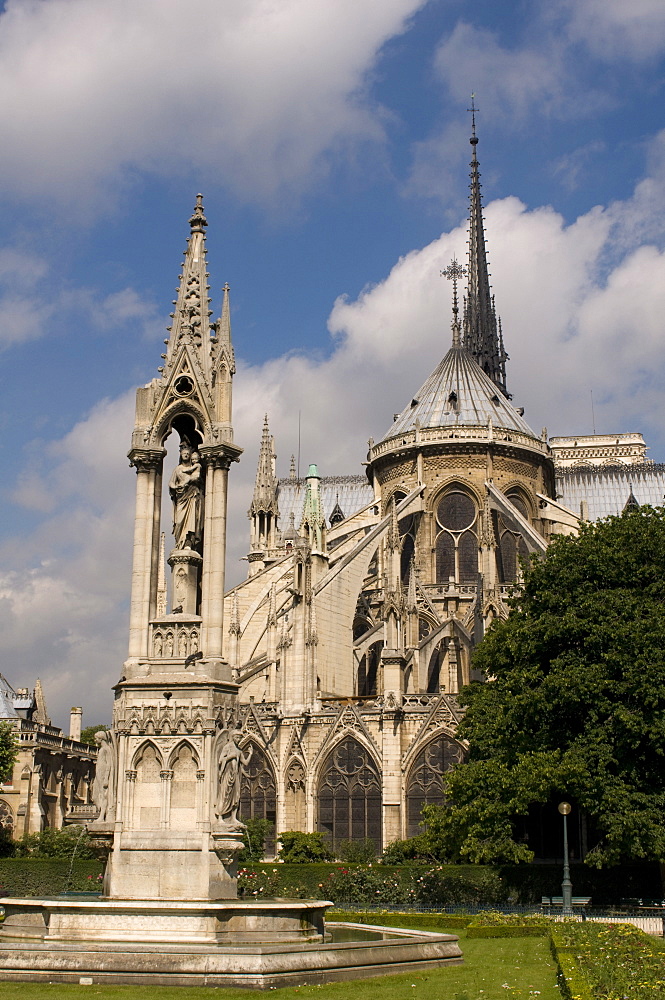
[0,924,561,999]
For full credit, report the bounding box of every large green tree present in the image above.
[439,506,665,867]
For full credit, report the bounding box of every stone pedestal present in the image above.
[100,829,243,901]
[167,548,202,616]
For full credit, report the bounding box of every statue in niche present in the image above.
[178,631,188,656]
[153,633,163,657]
[91,731,116,824]
[169,438,204,551]
[165,633,174,657]
[214,730,253,831]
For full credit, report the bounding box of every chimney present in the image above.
[69,706,82,742]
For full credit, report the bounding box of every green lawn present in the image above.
[0,928,560,999]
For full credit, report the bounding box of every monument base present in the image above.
[0,899,462,989]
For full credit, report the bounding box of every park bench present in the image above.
[541,896,591,908]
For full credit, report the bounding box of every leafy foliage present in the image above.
[238,817,272,863]
[13,825,95,859]
[441,507,665,867]
[380,835,430,863]
[79,724,108,746]
[277,831,334,862]
[336,838,377,862]
[0,723,18,783]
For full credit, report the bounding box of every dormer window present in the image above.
[448,390,457,405]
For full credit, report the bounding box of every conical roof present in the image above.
[381,344,535,442]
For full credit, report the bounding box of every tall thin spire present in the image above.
[462,99,510,398]
[249,415,279,518]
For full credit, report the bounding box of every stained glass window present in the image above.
[406,734,465,837]
[318,736,382,851]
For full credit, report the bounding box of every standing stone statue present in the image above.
[215,732,253,831]
[169,439,204,551]
[91,731,116,824]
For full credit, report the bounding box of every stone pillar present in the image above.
[168,549,203,615]
[200,452,232,661]
[69,707,82,742]
[127,449,165,659]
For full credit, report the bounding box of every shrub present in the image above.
[13,826,95,859]
[0,858,103,896]
[278,831,333,863]
[238,818,272,863]
[380,836,430,864]
[412,865,507,906]
[336,839,377,863]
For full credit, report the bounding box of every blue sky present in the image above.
[0,0,664,726]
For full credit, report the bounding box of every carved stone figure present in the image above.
[215,731,252,830]
[91,731,115,824]
[169,439,204,551]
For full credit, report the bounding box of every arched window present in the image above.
[357,641,381,697]
[318,735,382,851]
[405,733,465,837]
[0,800,14,836]
[497,492,531,583]
[239,743,277,854]
[435,489,478,584]
[427,646,442,693]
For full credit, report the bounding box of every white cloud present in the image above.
[0,0,425,207]
[564,0,665,61]
[434,22,567,122]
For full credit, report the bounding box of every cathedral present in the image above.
[117,122,660,863]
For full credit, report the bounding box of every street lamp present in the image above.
[558,801,572,914]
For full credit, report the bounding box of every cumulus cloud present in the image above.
[564,0,665,61]
[0,0,425,207]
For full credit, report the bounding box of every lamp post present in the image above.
[558,801,572,914]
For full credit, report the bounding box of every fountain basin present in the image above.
[0,898,462,989]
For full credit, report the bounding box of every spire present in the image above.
[160,194,213,376]
[462,99,510,398]
[249,415,279,517]
[213,281,235,376]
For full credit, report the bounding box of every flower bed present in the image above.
[551,922,665,1000]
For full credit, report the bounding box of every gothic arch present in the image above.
[239,740,277,853]
[284,756,307,835]
[317,733,382,851]
[156,405,206,450]
[131,739,164,771]
[503,483,535,520]
[167,740,200,770]
[0,800,14,835]
[404,730,465,837]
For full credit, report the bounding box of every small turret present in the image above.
[247,416,280,575]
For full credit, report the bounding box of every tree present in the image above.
[80,724,109,746]
[0,722,18,783]
[238,817,273,863]
[277,831,333,862]
[440,506,665,867]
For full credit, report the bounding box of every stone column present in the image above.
[127,449,165,659]
[199,451,232,661]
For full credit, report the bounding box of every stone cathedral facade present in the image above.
[215,128,579,854]
[111,128,600,862]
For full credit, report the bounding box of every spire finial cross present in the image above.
[441,257,467,348]
[441,257,467,317]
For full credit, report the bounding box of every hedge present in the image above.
[466,925,549,938]
[0,858,103,897]
[329,910,472,929]
[242,861,662,907]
